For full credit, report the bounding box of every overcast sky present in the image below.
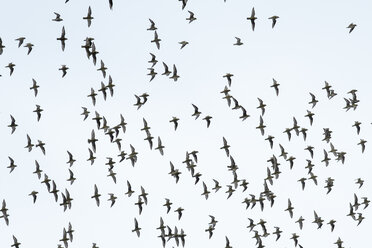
[0,0,371,247]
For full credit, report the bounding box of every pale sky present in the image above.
[0,0,371,247]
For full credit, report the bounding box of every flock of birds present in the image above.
[0,0,370,248]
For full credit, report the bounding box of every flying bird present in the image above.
[186,11,197,23]
[8,115,17,134]
[233,37,243,46]
[15,37,25,47]
[33,105,43,121]
[271,78,280,95]
[170,64,180,81]
[30,79,40,97]
[24,42,34,55]
[59,65,69,77]
[6,62,15,76]
[83,6,93,27]
[247,8,257,31]
[132,218,141,237]
[347,23,356,33]
[147,19,157,31]
[268,15,279,28]
[57,26,67,51]
[29,191,39,203]
[52,12,63,22]
[91,184,101,207]
[151,31,161,49]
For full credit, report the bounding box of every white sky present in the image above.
[0,0,371,247]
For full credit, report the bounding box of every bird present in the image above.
[247,7,257,31]
[179,41,189,49]
[107,76,115,96]
[212,179,222,192]
[11,235,21,248]
[52,12,63,22]
[225,236,232,248]
[201,182,210,199]
[347,23,356,33]
[29,191,38,203]
[147,68,157,82]
[147,19,157,31]
[155,136,165,155]
[81,107,90,121]
[64,152,76,170]
[265,135,274,149]
[328,219,336,232]
[305,146,314,158]
[233,37,243,46]
[8,115,17,134]
[50,181,59,202]
[151,31,161,49]
[239,106,250,120]
[132,218,141,237]
[30,78,40,97]
[256,116,266,136]
[285,199,294,218]
[203,115,212,128]
[186,11,197,23]
[125,181,135,197]
[313,211,324,229]
[140,186,148,205]
[352,121,361,135]
[66,222,74,241]
[161,62,172,76]
[358,139,367,153]
[88,88,97,106]
[98,82,108,100]
[33,105,43,121]
[24,42,34,55]
[67,169,76,185]
[83,6,93,27]
[97,60,107,78]
[225,185,235,199]
[25,134,34,152]
[170,64,179,81]
[220,137,230,157]
[257,98,266,116]
[355,178,364,188]
[6,63,15,76]
[0,38,4,55]
[148,53,158,67]
[57,26,67,51]
[271,78,280,95]
[33,160,43,179]
[59,65,69,77]
[308,93,318,108]
[268,16,279,28]
[273,226,282,241]
[35,140,46,155]
[296,216,305,230]
[7,157,17,173]
[163,198,173,213]
[91,184,101,207]
[15,37,25,47]
[169,117,180,130]
[205,225,215,239]
[175,207,184,220]
[135,196,144,214]
[223,73,234,87]
[290,233,300,247]
[191,104,201,119]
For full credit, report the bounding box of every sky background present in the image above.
[0,0,371,247]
